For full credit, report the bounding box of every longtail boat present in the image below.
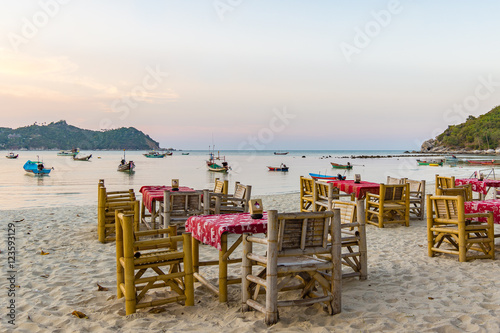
[274,151,289,155]
[309,173,346,180]
[268,166,289,172]
[6,152,19,159]
[331,162,353,169]
[417,159,444,166]
[73,154,92,161]
[465,159,500,166]
[143,151,167,158]
[57,148,79,156]
[23,160,52,175]
[118,150,135,172]
[206,149,230,172]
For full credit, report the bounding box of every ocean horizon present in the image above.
[0,149,488,210]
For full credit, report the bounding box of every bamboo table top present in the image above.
[139,185,195,212]
[464,199,500,224]
[326,180,380,199]
[186,213,268,250]
[455,178,500,195]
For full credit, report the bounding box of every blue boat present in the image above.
[309,173,346,180]
[23,160,52,175]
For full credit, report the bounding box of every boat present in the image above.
[23,160,52,175]
[166,151,173,156]
[6,152,19,159]
[417,159,444,166]
[143,151,167,158]
[118,151,135,172]
[268,164,289,172]
[274,151,289,155]
[445,155,459,162]
[465,159,500,166]
[73,154,92,161]
[331,162,353,169]
[309,173,346,180]
[182,153,189,155]
[57,148,79,157]
[206,148,230,172]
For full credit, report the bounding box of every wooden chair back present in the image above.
[405,178,426,219]
[213,178,228,195]
[300,176,315,212]
[277,213,331,252]
[386,176,405,185]
[115,211,194,315]
[161,190,208,230]
[438,186,472,202]
[435,174,455,193]
[332,200,357,225]
[381,184,407,201]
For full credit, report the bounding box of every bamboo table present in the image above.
[139,185,195,229]
[185,212,268,303]
[455,178,500,200]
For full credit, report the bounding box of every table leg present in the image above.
[219,233,228,303]
[355,198,368,280]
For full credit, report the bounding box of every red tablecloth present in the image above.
[139,186,195,212]
[455,179,500,195]
[186,213,268,250]
[326,180,380,199]
[464,199,500,224]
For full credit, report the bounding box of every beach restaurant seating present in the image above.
[435,174,474,201]
[159,189,208,231]
[300,176,315,212]
[435,175,455,192]
[386,176,405,185]
[115,210,194,315]
[317,200,368,280]
[426,194,494,262]
[97,180,138,243]
[406,178,426,220]
[366,183,410,228]
[241,210,342,325]
[210,182,252,214]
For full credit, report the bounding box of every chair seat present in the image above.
[277,255,333,272]
[133,250,184,266]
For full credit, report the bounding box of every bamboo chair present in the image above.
[313,180,352,212]
[437,186,473,202]
[435,175,455,192]
[210,182,252,214]
[366,183,410,228]
[386,176,405,185]
[159,190,208,232]
[242,210,342,326]
[426,194,495,262]
[97,181,137,243]
[300,176,315,212]
[406,179,426,220]
[115,211,194,315]
[317,200,368,280]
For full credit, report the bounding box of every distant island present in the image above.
[421,105,500,154]
[0,120,161,150]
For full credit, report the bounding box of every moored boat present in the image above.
[268,164,289,172]
[417,159,444,166]
[465,159,500,166]
[6,152,19,159]
[73,154,92,161]
[309,173,346,180]
[57,148,79,157]
[143,151,167,158]
[274,151,289,155]
[206,148,229,172]
[331,162,353,169]
[182,153,189,155]
[118,150,135,172]
[23,160,52,175]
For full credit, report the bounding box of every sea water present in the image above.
[0,150,486,210]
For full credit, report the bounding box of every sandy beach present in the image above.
[3,192,500,333]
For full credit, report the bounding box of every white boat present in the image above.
[57,148,79,156]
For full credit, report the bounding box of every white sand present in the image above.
[2,192,500,332]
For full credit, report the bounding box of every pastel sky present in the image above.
[1,0,500,150]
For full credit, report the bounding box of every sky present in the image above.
[1,0,500,150]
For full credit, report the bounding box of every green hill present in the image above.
[0,120,160,150]
[422,105,500,151]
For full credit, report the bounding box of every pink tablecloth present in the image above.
[326,180,380,199]
[139,186,194,212]
[186,213,268,250]
[464,199,500,224]
[455,179,500,195]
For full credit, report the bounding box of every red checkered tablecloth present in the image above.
[455,179,500,195]
[464,199,500,224]
[186,213,268,250]
[139,186,195,212]
[326,180,380,199]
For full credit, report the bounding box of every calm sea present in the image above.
[0,149,485,210]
